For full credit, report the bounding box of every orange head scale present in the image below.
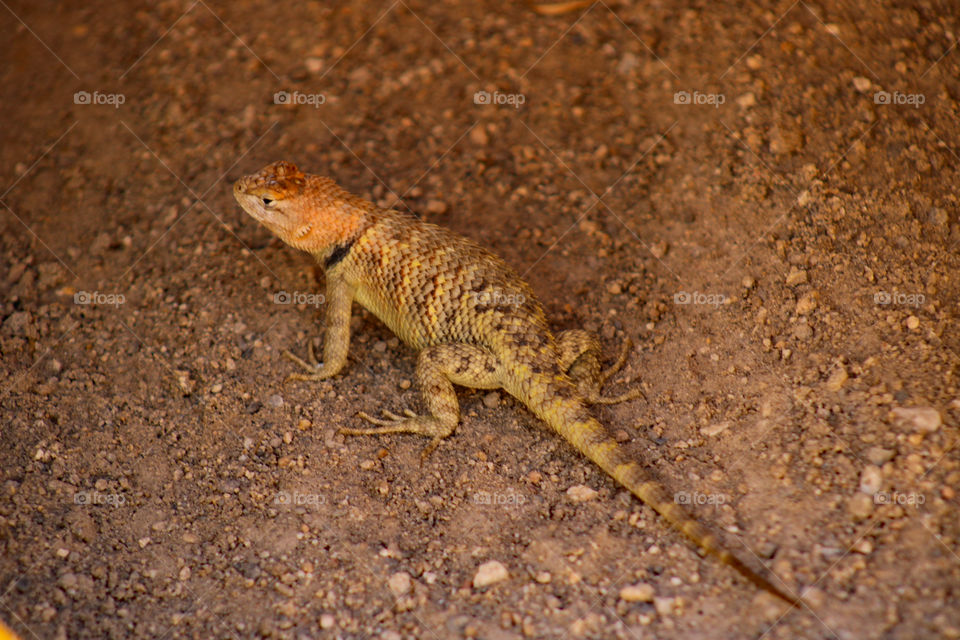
[233,161,370,255]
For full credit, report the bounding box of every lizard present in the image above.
[233,160,801,606]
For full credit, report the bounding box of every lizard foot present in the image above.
[282,341,334,382]
[343,410,453,461]
[582,339,645,405]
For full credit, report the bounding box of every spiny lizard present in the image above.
[233,160,800,605]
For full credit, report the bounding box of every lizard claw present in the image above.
[353,408,418,426]
[282,348,321,373]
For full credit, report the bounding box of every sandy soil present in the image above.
[1,1,958,638]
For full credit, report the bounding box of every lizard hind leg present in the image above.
[343,343,502,460]
[556,330,643,405]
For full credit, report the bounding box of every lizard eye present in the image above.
[261,197,274,206]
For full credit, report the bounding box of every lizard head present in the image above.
[233,161,370,254]
[233,160,310,243]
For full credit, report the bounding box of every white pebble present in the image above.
[891,407,941,433]
[388,571,412,596]
[859,466,883,495]
[473,560,509,589]
[653,596,674,616]
[700,421,730,437]
[619,583,655,602]
[566,485,598,502]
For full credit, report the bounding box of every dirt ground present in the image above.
[1,0,958,638]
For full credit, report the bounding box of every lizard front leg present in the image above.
[343,343,501,459]
[283,275,355,381]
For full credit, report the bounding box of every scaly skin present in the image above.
[233,160,800,606]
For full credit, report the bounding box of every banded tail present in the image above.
[523,380,800,605]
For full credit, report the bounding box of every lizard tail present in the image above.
[524,385,800,605]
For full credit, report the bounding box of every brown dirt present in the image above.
[1,1,958,638]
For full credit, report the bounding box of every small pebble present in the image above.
[619,583,655,602]
[653,596,674,616]
[426,200,448,215]
[701,421,730,437]
[58,573,78,589]
[785,268,808,286]
[753,592,785,622]
[736,92,756,108]
[470,126,489,146]
[792,321,813,341]
[848,493,874,519]
[650,241,668,259]
[566,485,598,502]
[826,366,848,391]
[865,446,894,465]
[852,76,872,92]
[483,392,500,409]
[852,538,874,554]
[891,407,941,433]
[267,394,284,408]
[617,52,640,74]
[388,571,412,597]
[473,560,509,589]
[905,316,920,330]
[859,466,883,495]
[795,292,818,315]
[319,614,335,629]
[801,587,827,608]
